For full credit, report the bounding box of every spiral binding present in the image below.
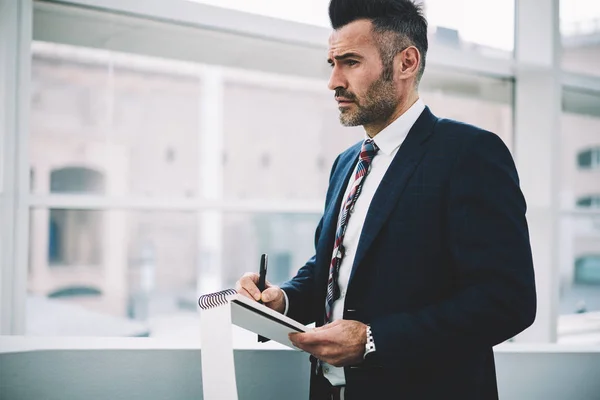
[197,288,238,310]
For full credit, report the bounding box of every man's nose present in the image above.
[328,65,347,91]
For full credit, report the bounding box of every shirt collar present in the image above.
[367,98,426,156]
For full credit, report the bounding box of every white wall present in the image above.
[1,338,600,400]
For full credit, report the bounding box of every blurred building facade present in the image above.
[1,0,595,339]
[27,41,514,323]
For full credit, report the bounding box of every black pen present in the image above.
[258,253,268,304]
[257,253,269,343]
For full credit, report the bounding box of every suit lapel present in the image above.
[348,107,438,286]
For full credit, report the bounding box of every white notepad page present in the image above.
[199,292,310,400]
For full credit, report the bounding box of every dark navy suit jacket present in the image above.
[280,107,536,399]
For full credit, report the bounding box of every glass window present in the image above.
[0,20,5,195]
[577,149,594,168]
[190,0,515,55]
[23,1,516,341]
[421,69,514,150]
[577,195,600,208]
[576,148,600,169]
[188,0,331,27]
[50,167,105,194]
[28,209,199,337]
[561,0,600,77]
[217,212,321,290]
[425,0,514,55]
[30,42,201,197]
[221,69,513,202]
[47,209,103,266]
[558,215,600,316]
[558,88,600,344]
[575,255,600,285]
[0,116,3,194]
[561,89,600,207]
[27,209,320,337]
[222,80,359,201]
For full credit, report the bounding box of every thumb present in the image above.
[314,320,341,331]
[261,287,281,303]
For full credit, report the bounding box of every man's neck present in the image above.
[364,91,420,138]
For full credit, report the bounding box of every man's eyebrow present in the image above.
[327,53,363,64]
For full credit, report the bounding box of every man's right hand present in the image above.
[235,272,286,314]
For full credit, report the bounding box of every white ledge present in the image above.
[2,335,600,354]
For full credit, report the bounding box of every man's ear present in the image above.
[395,46,420,80]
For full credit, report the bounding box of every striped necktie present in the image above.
[325,138,379,323]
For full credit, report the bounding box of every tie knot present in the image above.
[360,139,378,162]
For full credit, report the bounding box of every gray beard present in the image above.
[338,77,398,127]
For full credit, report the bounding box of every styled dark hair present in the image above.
[329,0,428,83]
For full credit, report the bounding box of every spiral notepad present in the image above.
[197,288,309,400]
[198,288,238,310]
[197,288,308,343]
[199,288,274,342]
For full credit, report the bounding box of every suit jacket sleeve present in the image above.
[369,131,537,367]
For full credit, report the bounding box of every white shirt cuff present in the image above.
[281,289,290,316]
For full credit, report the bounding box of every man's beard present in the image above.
[336,74,398,127]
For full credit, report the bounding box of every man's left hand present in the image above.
[289,320,367,367]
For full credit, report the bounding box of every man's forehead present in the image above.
[328,19,375,53]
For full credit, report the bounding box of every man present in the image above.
[236,0,536,398]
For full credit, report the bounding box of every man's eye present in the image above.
[346,60,358,66]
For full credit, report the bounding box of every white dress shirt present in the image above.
[323,98,425,386]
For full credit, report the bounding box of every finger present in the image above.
[237,286,255,301]
[239,273,261,300]
[289,333,316,353]
[289,330,328,347]
[234,279,246,294]
[261,287,280,303]
[289,332,310,346]
[288,333,303,350]
[313,320,342,331]
[289,332,300,346]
